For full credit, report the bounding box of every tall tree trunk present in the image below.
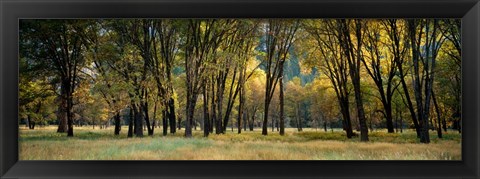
[384,101,394,133]
[203,84,210,137]
[57,95,68,133]
[324,121,327,132]
[398,67,421,137]
[262,101,269,135]
[142,101,154,136]
[340,99,353,138]
[340,19,368,141]
[244,109,248,131]
[178,116,182,130]
[163,109,168,136]
[185,94,197,137]
[168,98,176,134]
[66,83,74,137]
[432,84,442,138]
[279,68,285,135]
[114,112,121,135]
[132,104,143,137]
[249,108,256,131]
[216,77,225,134]
[128,107,133,137]
[28,116,32,129]
[237,85,244,134]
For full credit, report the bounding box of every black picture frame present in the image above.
[1,0,479,178]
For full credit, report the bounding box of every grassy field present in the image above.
[19,126,461,160]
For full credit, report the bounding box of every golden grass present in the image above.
[19,126,461,160]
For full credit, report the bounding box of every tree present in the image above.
[302,19,354,138]
[261,19,299,136]
[285,77,306,131]
[336,19,369,141]
[306,77,340,132]
[183,19,230,137]
[20,20,92,136]
[361,19,401,133]
[408,19,446,143]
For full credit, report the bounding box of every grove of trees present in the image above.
[19,19,461,143]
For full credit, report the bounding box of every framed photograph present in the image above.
[1,0,479,178]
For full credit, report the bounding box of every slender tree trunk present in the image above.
[142,101,154,136]
[432,90,442,138]
[178,116,182,130]
[168,98,176,134]
[341,19,367,141]
[128,107,133,137]
[237,68,245,134]
[185,94,197,137]
[163,109,168,136]
[114,112,121,135]
[279,70,285,135]
[324,121,327,132]
[399,68,421,137]
[203,85,210,137]
[66,85,74,137]
[262,97,269,135]
[237,90,244,134]
[409,19,429,143]
[27,115,33,130]
[340,99,353,138]
[249,108,256,131]
[384,103,394,133]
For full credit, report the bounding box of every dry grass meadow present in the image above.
[19,126,461,160]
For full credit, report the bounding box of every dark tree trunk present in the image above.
[168,98,176,134]
[132,104,143,137]
[178,117,182,130]
[249,108,256,131]
[163,109,168,136]
[114,112,121,135]
[432,91,442,138]
[339,19,368,141]
[399,67,421,137]
[279,68,285,135]
[209,80,216,133]
[340,99,353,138]
[261,20,298,136]
[27,115,34,130]
[262,100,269,135]
[128,107,133,137]
[243,109,248,131]
[57,95,68,133]
[65,83,74,137]
[142,99,154,136]
[384,19,421,138]
[203,84,210,137]
[324,121,327,132]
[216,77,225,134]
[185,94,197,137]
[384,104,394,133]
[237,90,244,134]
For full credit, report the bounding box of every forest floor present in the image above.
[19,126,461,160]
